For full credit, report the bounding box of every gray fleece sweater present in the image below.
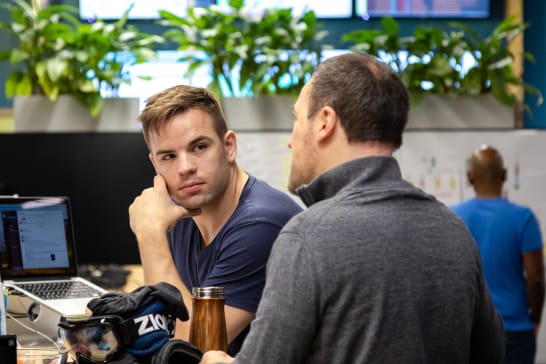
[235,156,505,364]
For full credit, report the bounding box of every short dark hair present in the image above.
[308,53,409,148]
[137,85,228,148]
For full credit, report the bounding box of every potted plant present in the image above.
[157,0,329,130]
[342,16,543,129]
[0,0,163,131]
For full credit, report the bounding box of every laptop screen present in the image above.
[0,196,78,280]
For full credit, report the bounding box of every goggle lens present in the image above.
[59,322,120,362]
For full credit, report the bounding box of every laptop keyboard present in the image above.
[18,281,103,300]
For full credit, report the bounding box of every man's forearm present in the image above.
[137,233,193,340]
[528,281,545,325]
[137,231,177,280]
[522,249,545,327]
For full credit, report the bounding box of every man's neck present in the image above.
[194,166,249,246]
[475,192,502,199]
[473,184,503,199]
[319,141,394,176]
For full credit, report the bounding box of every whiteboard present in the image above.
[236,129,546,230]
[396,130,546,229]
[237,132,291,193]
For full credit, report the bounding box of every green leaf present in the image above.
[79,80,99,93]
[5,72,23,98]
[229,0,245,11]
[88,96,104,118]
[9,49,29,63]
[15,73,32,96]
[381,17,399,37]
[45,58,67,82]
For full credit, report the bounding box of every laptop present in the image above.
[0,196,107,318]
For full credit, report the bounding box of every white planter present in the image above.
[221,95,294,131]
[221,94,514,131]
[407,94,515,129]
[14,95,141,132]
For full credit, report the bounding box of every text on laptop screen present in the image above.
[0,197,78,279]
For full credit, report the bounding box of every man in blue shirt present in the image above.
[452,144,545,364]
[128,85,302,354]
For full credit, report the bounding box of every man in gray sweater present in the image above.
[201,53,505,363]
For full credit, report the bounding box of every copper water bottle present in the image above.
[189,286,228,353]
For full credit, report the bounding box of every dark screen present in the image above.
[0,335,16,364]
[0,133,155,265]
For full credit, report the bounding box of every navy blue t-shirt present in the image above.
[168,175,302,354]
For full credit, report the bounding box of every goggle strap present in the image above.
[119,313,176,345]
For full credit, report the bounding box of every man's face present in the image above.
[148,108,234,210]
[288,81,318,194]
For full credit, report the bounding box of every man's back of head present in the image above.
[467,144,506,197]
[309,53,409,149]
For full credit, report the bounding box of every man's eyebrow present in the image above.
[154,135,214,157]
[188,135,213,148]
[154,148,174,157]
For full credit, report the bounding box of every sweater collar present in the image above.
[296,156,401,207]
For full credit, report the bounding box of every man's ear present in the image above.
[224,130,237,162]
[316,106,338,143]
[501,168,507,183]
[148,152,159,174]
[467,170,474,185]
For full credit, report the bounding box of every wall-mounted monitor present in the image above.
[79,0,215,21]
[215,0,353,18]
[356,0,490,19]
[79,0,351,20]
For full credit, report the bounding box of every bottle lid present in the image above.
[192,286,224,298]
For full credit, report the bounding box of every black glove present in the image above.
[87,282,188,321]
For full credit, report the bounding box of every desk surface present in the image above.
[17,346,64,363]
[6,265,145,354]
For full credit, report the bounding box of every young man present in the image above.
[201,53,505,363]
[452,145,544,364]
[128,85,302,355]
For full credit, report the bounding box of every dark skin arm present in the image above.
[522,249,545,334]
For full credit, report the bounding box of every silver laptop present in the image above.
[0,196,107,318]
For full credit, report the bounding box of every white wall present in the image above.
[237,129,546,228]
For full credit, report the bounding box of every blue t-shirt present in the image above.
[451,197,543,331]
[168,175,302,354]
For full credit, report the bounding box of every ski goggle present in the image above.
[58,315,124,363]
